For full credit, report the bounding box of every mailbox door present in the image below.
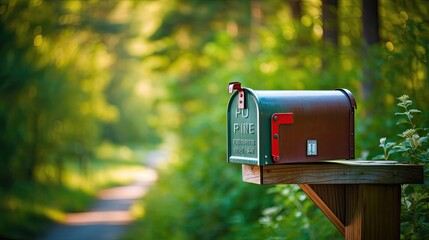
[227,90,260,165]
[278,99,352,163]
[256,90,355,163]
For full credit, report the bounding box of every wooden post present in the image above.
[242,161,424,239]
[345,184,400,240]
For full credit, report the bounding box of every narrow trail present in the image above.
[40,168,158,240]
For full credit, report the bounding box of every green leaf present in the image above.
[396,119,411,125]
[408,109,421,113]
[397,133,405,138]
[385,142,396,148]
[393,145,408,150]
[391,146,408,153]
[388,149,398,155]
[418,136,427,143]
[373,154,386,160]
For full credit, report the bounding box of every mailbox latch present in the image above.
[307,139,318,156]
[228,82,245,109]
[271,113,294,162]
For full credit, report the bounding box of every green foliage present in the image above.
[259,185,342,240]
[125,162,272,240]
[0,0,159,186]
[0,0,116,185]
[0,181,94,239]
[373,95,429,240]
[0,1,160,238]
[356,1,429,158]
[374,95,429,163]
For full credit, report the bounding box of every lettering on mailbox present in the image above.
[228,95,259,165]
[233,123,255,134]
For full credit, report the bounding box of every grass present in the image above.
[0,143,149,240]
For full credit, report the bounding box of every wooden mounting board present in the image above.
[242,161,424,185]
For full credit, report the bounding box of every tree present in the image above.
[289,0,302,20]
[322,0,338,47]
[0,0,121,184]
[322,0,338,69]
[361,0,380,111]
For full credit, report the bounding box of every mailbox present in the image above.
[227,82,356,165]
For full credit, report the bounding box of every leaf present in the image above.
[408,109,421,113]
[397,104,406,109]
[396,119,410,125]
[391,147,408,153]
[418,136,427,143]
[393,145,408,152]
[388,149,398,155]
[395,112,407,116]
[373,154,386,160]
[388,148,408,155]
[379,137,386,147]
[385,142,396,148]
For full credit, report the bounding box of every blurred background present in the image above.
[1,0,428,239]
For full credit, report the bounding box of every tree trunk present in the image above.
[322,0,339,69]
[322,0,338,48]
[362,0,380,46]
[289,0,302,20]
[361,0,380,102]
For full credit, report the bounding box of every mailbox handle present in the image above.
[271,113,294,162]
[228,82,245,109]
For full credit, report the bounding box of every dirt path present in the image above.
[40,168,158,240]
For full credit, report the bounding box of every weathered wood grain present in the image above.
[242,162,424,185]
[345,184,400,240]
[241,164,261,184]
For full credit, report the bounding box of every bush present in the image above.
[374,95,429,240]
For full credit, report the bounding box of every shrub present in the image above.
[374,95,429,240]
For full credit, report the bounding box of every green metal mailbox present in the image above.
[227,82,357,165]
